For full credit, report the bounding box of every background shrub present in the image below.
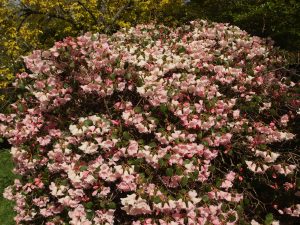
[186,0,300,51]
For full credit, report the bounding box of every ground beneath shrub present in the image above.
[0,148,16,225]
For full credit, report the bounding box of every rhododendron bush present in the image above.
[1,20,300,224]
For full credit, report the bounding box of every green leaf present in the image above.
[264,213,274,225]
[136,77,144,87]
[236,205,244,214]
[17,103,24,112]
[202,195,209,203]
[158,128,165,133]
[111,133,118,139]
[70,61,75,68]
[197,132,203,140]
[158,158,167,167]
[259,144,267,150]
[180,176,189,186]
[149,142,157,148]
[242,198,250,206]
[60,179,68,186]
[203,141,209,147]
[100,201,106,208]
[166,168,174,176]
[84,202,93,209]
[134,165,140,172]
[19,82,25,90]
[123,131,131,140]
[221,203,229,212]
[47,85,54,91]
[203,184,212,192]
[134,106,142,113]
[209,165,216,172]
[178,46,186,54]
[175,167,184,176]
[160,104,168,114]
[228,213,236,222]
[153,196,161,204]
[116,142,122,148]
[174,138,180,144]
[107,202,116,209]
[184,159,190,165]
[191,170,199,179]
[110,73,116,80]
[86,211,94,220]
[164,153,171,160]
[129,158,143,165]
[137,139,144,145]
[83,119,93,127]
[270,108,277,116]
[80,165,88,171]
[125,73,132,80]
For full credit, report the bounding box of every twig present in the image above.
[77,1,98,25]
[158,175,177,195]
[17,13,31,32]
[262,15,266,34]
[104,0,132,33]
[104,98,112,118]
[20,7,80,30]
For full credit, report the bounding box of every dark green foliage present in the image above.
[186,0,300,51]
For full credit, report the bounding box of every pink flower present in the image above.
[233,110,240,119]
[127,140,139,156]
[280,114,289,126]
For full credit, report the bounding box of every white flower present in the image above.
[69,124,82,136]
[136,86,145,95]
[266,152,280,163]
[122,111,131,121]
[49,182,66,197]
[255,150,280,163]
[121,193,137,206]
[278,132,295,141]
[188,190,201,204]
[233,109,240,119]
[121,193,151,215]
[79,141,98,154]
[250,219,261,225]
[245,161,268,173]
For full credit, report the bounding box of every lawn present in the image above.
[0,148,16,225]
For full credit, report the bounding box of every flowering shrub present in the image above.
[1,20,300,224]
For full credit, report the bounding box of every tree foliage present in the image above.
[186,0,300,51]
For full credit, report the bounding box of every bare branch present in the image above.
[77,1,98,25]
[103,98,112,118]
[104,0,132,33]
[20,7,81,30]
[96,0,108,26]
[17,12,31,32]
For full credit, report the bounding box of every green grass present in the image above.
[0,149,16,225]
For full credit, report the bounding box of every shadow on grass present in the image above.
[0,148,17,225]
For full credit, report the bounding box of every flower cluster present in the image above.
[1,20,299,224]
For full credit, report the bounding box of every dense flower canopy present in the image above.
[0,20,299,224]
